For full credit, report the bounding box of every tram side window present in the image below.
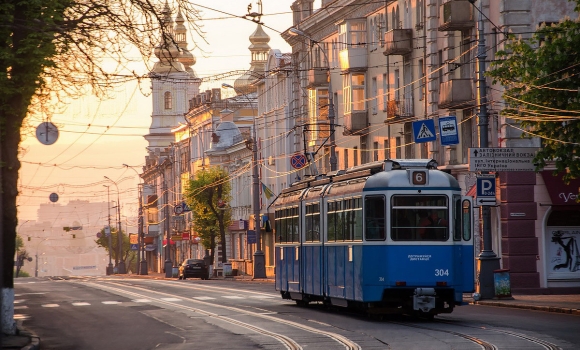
[305,203,321,242]
[327,197,363,242]
[365,196,386,240]
[327,201,336,241]
[453,195,461,241]
[343,198,363,240]
[391,195,449,241]
[275,206,300,243]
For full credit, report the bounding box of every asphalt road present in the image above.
[14,276,580,349]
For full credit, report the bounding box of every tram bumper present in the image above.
[413,288,436,312]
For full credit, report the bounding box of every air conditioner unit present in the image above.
[268,156,275,165]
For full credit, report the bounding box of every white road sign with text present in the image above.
[469,147,540,171]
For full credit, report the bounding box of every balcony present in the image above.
[385,98,414,122]
[383,29,413,56]
[343,111,368,135]
[307,67,328,88]
[438,78,474,109]
[339,47,367,72]
[438,0,475,31]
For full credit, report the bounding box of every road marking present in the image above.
[14,300,26,304]
[102,301,122,305]
[14,306,28,309]
[42,304,59,307]
[222,296,244,299]
[249,295,275,299]
[132,299,151,303]
[192,296,215,300]
[160,297,182,302]
[72,302,90,306]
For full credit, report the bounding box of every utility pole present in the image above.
[221,83,266,279]
[116,193,125,274]
[469,0,500,299]
[163,170,173,278]
[103,185,114,275]
[138,184,147,275]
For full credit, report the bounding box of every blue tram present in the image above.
[273,159,474,316]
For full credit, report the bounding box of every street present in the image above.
[14,276,580,349]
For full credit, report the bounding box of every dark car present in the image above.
[178,259,209,280]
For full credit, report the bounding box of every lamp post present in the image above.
[468,0,500,299]
[124,164,147,275]
[104,176,126,274]
[162,169,173,278]
[222,83,266,278]
[103,185,114,275]
[289,28,337,171]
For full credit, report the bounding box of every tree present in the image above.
[487,0,580,182]
[184,166,232,265]
[1,0,204,335]
[95,227,136,272]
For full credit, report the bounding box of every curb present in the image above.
[18,327,40,350]
[472,300,580,315]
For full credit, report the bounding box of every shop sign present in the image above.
[541,171,580,205]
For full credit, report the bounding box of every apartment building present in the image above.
[278,0,579,292]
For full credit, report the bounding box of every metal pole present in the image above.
[138,184,147,275]
[470,0,500,299]
[116,189,126,274]
[163,171,173,277]
[252,123,266,278]
[104,185,114,275]
[105,176,126,274]
[221,83,266,278]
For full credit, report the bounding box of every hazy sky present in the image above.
[18,1,316,226]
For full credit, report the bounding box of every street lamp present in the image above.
[123,164,148,275]
[104,176,126,274]
[103,185,115,275]
[289,27,337,171]
[222,83,266,279]
[468,0,500,299]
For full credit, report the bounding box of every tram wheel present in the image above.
[295,300,309,307]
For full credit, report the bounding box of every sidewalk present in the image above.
[5,273,579,349]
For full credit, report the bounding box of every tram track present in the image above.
[434,319,562,350]
[153,280,559,349]
[84,280,361,350]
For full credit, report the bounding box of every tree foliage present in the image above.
[1,0,204,292]
[488,0,580,182]
[95,227,136,271]
[184,166,232,264]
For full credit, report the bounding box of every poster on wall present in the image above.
[546,228,580,279]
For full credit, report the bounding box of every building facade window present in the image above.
[164,91,172,109]
[343,73,366,114]
[353,146,359,166]
[308,88,329,143]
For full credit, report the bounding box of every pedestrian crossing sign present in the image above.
[412,119,437,143]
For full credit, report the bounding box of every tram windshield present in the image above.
[390,195,449,241]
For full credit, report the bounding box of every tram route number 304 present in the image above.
[435,269,449,276]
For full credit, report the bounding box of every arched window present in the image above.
[164,91,172,109]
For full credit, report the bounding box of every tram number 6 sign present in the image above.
[411,170,427,185]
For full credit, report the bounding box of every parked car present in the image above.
[178,259,209,280]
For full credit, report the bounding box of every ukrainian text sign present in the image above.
[469,147,539,171]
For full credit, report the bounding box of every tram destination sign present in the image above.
[469,147,540,172]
